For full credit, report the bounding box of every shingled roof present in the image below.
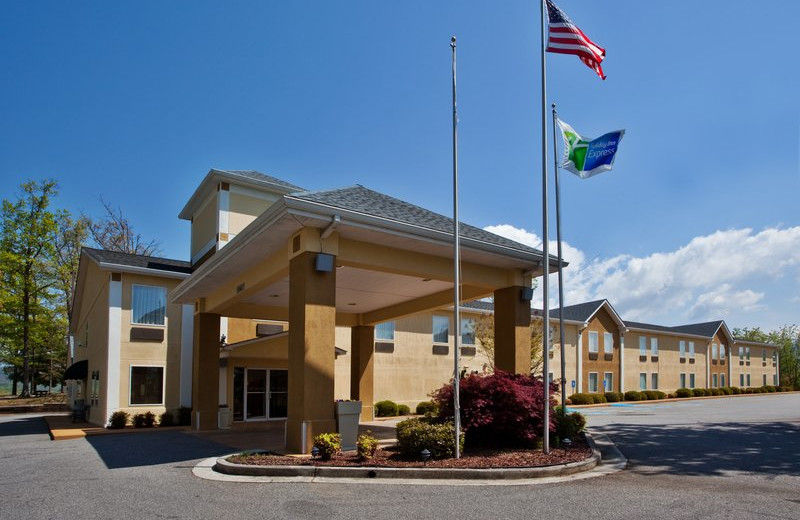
[83,247,192,274]
[211,169,305,193]
[533,299,609,323]
[289,185,547,257]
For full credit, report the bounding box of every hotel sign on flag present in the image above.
[556,119,625,179]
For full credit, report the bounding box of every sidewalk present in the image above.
[43,414,188,441]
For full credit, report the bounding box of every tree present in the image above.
[0,180,60,397]
[86,197,161,256]
[474,306,544,375]
[733,325,800,390]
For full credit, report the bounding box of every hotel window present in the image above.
[651,373,658,390]
[712,343,718,360]
[639,336,647,356]
[680,373,686,388]
[603,332,613,354]
[639,373,647,390]
[689,341,695,359]
[763,374,767,386]
[130,366,164,405]
[548,372,554,384]
[460,318,475,345]
[774,374,778,385]
[739,373,745,386]
[650,337,659,357]
[375,321,395,341]
[549,326,556,352]
[679,341,686,359]
[721,374,726,387]
[588,372,599,393]
[719,344,726,360]
[772,351,778,365]
[132,285,167,326]
[762,349,767,363]
[588,331,599,354]
[604,372,613,392]
[746,347,751,361]
[432,316,449,344]
[689,373,696,388]
[739,346,745,365]
[712,374,718,387]
[746,374,751,386]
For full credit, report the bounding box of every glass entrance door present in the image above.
[268,369,288,418]
[245,369,267,420]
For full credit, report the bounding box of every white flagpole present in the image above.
[450,36,462,459]
[540,0,551,455]
[552,103,567,412]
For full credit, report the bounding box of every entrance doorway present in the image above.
[232,368,288,421]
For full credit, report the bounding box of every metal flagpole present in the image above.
[450,36,462,459]
[552,103,567,412]
[540,0,551,455]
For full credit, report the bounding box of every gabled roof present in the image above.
[82,247,191,275]
[625,319,734,342]
[178,168,305,220]
[289,185,553,261]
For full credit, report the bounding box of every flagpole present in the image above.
[450,36,462,460]
[540,0,551,455]
[552,103,567,412]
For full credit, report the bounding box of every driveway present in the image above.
[2,394,799,520]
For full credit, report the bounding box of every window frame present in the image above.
[603,332,613,354]
[603,372,613,392]
[432,316,449,344]
[689,341,695,359]
[712,343,718,360]
[588,372,599,393]
[131,284,168,327]
[679,341,686,360]
[712,373,718,388]
[650,337,659,357]
[588,331,599,354]
[460,318,475,346]
[639,373,647,391]
[689,373,696,389]
[128,365,165,406]
[680,373,686,388]
[639,336,647,356]
[651,373,658,390]
[375,321,395,342]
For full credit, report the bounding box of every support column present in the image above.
[577,328,584,393]
[619,333,625,393]
[493,286,531,374]
[350,325,375,421]
[192,311,220,430]
[287,251,337,454]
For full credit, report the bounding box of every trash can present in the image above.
[218,405,232,429]
[335,401,362,451]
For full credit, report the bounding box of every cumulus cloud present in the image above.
[484,224,800,325]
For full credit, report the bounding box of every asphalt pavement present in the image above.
[2,393,798,520]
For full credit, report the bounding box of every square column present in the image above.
[192,311,220,430]
[287,251,337,454]
[350,325,375,421]
[493,286,532,374]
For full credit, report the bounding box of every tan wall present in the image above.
[226,317,287,344]
[731,344,780,387]
[228,192,277,236]
[545,322,579,393]
[74,261,110,426]
[624,332,710,393]
[708,331,729,388]
[191,194,217,260]
[581,308,621,392]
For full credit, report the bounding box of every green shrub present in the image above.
[764,385,776,393]
[643,390,658,400]
[397,404,411,416]
[590,393,607,404]
[396,418,463,459]
[624,391,643,401]
[692,388,706,397]
[415,401,438,415]
[159,411,175,427]
[108,411,129,429]
[132,411,156,428]
[374,400,399,417]
[177,406,192,426]
[569,393,594,405]
[555,410,586,441]
[604,392,622,403]
[774,386,783,392]
[730,386,742,394]
[720,387,732,395]
[356,431,379,461]
[675,388,692,398]
[780,386,792,392]
[312,432,341,460]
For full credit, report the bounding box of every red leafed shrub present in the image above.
[431,371,558,449]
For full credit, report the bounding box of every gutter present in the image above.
[96,262,190,280]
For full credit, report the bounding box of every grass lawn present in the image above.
[0,393,67,407]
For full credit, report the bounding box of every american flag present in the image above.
[545,0,606,80]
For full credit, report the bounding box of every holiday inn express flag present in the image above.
[545,0,606,79]
[557,119,624,178]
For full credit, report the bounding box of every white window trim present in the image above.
[689,341,695,359]
[432,316,449,344]
[603,372,613,392]
[639,372,647,390]
[461,318,476,346]
[128,364,166,407]
[650,337,659,356]
[651,373,658,390]
[131,284,168,327]
[604,332,613,354]
[588,331,599,354]
[588,372,599,393]
[639,336,646,356]
[375,321,396,342]
[679,341,686,359]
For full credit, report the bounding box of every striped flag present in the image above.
[545,0,606,80]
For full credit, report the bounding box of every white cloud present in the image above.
[484,224,800,326]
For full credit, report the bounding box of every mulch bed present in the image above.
[228,438,592,469]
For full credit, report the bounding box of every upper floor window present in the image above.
[679,341,686,359]
[603,332,613,354]
[650,337,659,357]
[712,343,718,360]
[639,336,647,356]
[375,321,395,341]
[773,351,778,364]
[762,348,767,362]
[689,341,695,359]
[719,344,726,359]
[461,318,475,346]
[432,316,449,344]
[588,331,599,353]
[132,285,167,326]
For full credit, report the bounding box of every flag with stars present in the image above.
[545,0,606,80]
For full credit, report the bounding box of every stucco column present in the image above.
[287,251,337,454]
[192,311,220,430]
[493,286,531,374]
[350,325,375,421]
[619,333,625,393]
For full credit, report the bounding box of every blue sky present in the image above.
[1,1,797,331]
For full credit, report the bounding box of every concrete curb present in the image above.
[209,433,602,481]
